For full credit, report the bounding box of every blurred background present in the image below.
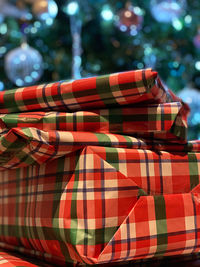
[0,0,199,139]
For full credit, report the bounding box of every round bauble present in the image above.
[178,88,200,126]
[150,0,186,23]
[5,43,43,87]
[116,5,143,34]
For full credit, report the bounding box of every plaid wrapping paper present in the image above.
[0,68,195,266]
[0,144,200,266]
[0,249,54,267]
[0,102,188,141]
[0,69,182,114]
[0,127,199,170]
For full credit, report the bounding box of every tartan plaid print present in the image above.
[0,127,199,170]
[0,145,200,265]
[0,102,188,141]
[0,69,180,114]
[0,68,195,266]
[0,249,54,267]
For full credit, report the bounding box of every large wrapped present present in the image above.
[0,140,200,266]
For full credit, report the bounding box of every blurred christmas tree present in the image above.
[0,0,199,139]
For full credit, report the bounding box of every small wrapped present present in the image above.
[0,101,188,141]
[0,69,181,113]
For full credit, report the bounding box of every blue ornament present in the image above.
[4,43,43,87]
[150,0,186,23]
[178,88,200,126]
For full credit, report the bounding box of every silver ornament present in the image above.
[5,43,43,87]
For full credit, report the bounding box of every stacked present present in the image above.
[0,68,200,267]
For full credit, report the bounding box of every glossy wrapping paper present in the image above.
[0,69,199,267]
[0,69,183,114]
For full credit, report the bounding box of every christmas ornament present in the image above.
[32,0,58,21]
[116,3,143,34]
[4,43,43,87]
[150,0,186,23]
[193,29,200,49]
[178,88,200,126]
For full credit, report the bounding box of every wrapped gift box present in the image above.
[0,101,188,141]
[0,69,182,114]
[0,143,200,265]
[0,127,199,170]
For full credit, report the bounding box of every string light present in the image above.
[195,61,200,71]
[48,0,58,18]
[64,1,79,16]
[0,23,7,35]
[101,7,114,21]
[0,47,6,55]
[184,15,192,24]
[172,19,183,31]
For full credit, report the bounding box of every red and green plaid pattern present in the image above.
[0,127,199,170]
[0,69,181,114]
[0,68,196,266]
[0,102,188,141]
[0,145,200,265]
